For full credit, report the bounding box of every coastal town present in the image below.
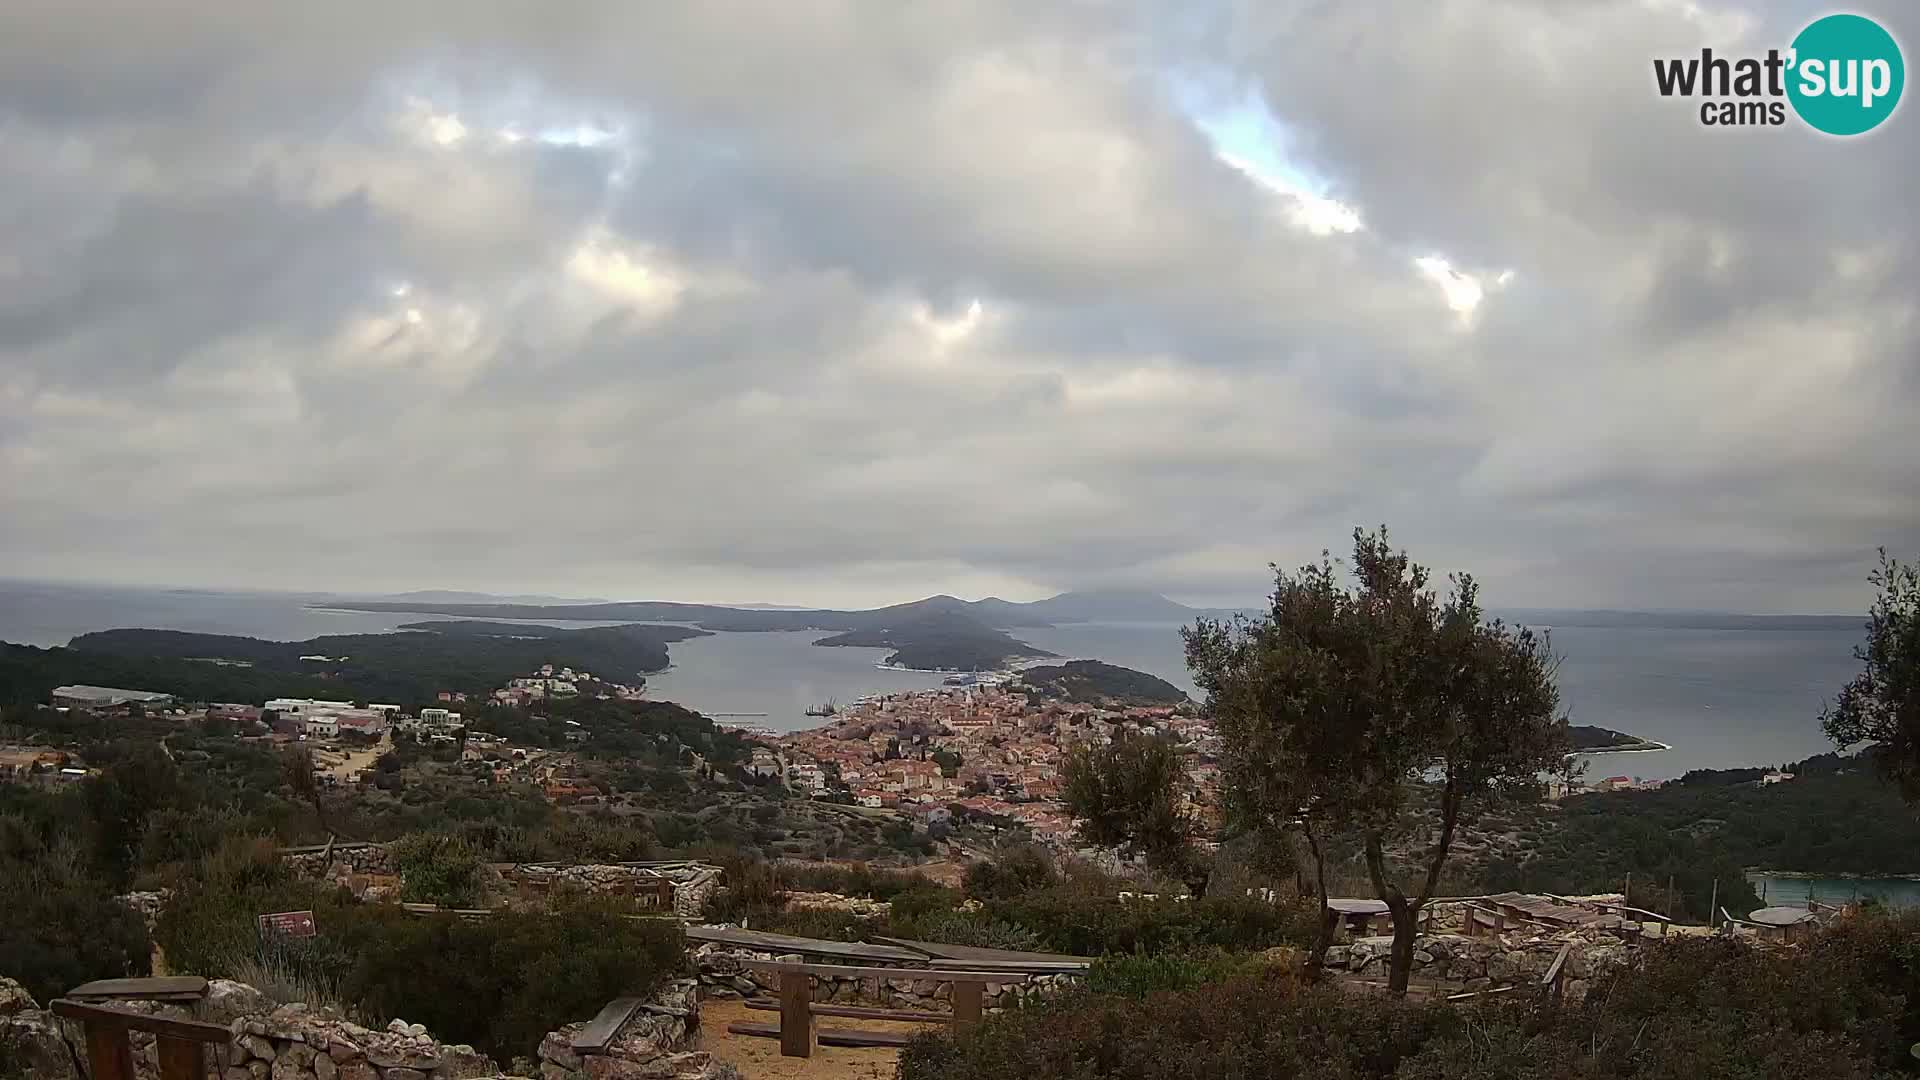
[6,658,1700,837]
[762,674,1216,846]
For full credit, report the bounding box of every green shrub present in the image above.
[1084,948,1269,998]
[962,847,1059,902]
[903,914,1920,1080]
[900,967,1446,1080]
[153,836,354,978]
[0,835,152,1004]
[389,833,486,908]
[342,901,685,1060]
[980,887,1312,956]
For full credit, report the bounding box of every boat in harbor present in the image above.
[804,698,838,717]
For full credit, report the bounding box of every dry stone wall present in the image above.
[1326,931,1629,1001]
[691,943,1079,1012]
[0,975,735,1080]
[282,843,395,878]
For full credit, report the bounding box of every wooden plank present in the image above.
[1541,942,1573,989]
[745,1000,952,1023]
[1445,985,1518,1002]
[155,1036,205,1080]
[870,936,1094,966]
[779,970,814,1058]
[684,925,925,963]
[951,981,983,1034]
[569,996,645,1052]
[743,962,1030,984]
[50,1001,232,1043]
[67,977,209,1001]
[728,1022,915,1049]
[926,958,1088,973]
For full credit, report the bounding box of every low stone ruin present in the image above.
[282,843,396,878]
[0,975,733,1080]
[278,846,724,919]
[1326,930,1629,1000]
[779,892,891,918]
[692,944,1079,1012]
[500,864,723,920]
[534,980,735,1080]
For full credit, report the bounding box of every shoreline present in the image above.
[1568,740,1673,757]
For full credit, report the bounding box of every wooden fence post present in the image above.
[951,981,984,1033]
[779,969,815,1058]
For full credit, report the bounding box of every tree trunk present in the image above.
[1302,818,1337,979]
[1363,830,1417,996]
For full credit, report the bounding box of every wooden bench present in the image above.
[51,999,230,1080]
[67,977,209,1004]
[725,962,1031,1058]
[570,996,646,1053]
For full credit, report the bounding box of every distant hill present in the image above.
[1018,589,1199,623]
[1016,660,1188,706]
[364,590,612,604]
[0,622,707,708]
[813,612,1056,671]
[313,587,1208,674]
[318,586,1200,630]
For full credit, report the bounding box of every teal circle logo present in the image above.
[1787,14,1904,136]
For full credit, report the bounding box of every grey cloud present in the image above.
[0,0,1914,611]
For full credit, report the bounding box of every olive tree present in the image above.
[1186,528,1565,994]
[1061,729,1207,894]
[1823,550,1920,797]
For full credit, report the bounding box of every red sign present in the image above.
[258,910,317,939]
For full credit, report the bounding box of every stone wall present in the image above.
[1326,931,1629,1001]
[0,976,734,1080]
[497,863,723,920]
[0,977,502,1080]
[533,980,733,1080]
[691,944,1079,1013]
[282,843,396,878]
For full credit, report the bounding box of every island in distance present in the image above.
[322,588,1232,673]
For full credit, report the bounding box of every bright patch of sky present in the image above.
[1175,79,1364,236]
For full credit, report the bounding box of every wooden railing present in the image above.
[49,999,230,1080]
[726,962,1032,1058]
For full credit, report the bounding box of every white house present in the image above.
[304,717,339,738]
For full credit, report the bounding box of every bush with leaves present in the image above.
[902,913,1920,1080]
[341,899,685,1061]
[1083,948,1272,998]
[0,820,152,1004]
[979,886,1313,957]
[962,846,1059,902]
[389,832,487,908]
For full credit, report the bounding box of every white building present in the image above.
[266,698,354,718]
[51,685,174,709]
[304,717,339,738]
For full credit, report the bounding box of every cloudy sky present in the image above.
[2,1,1914,612]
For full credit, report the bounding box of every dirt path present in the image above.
[324,733,389,781]
[698,998,937,1080]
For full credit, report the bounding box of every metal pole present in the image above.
[1709,879,1718,930]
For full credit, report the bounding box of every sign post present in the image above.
[257,911,317,939]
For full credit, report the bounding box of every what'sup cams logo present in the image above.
[1654,12,1904,134]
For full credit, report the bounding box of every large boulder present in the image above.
[0,977,38,1017]
[202,980,274,1025]
[0,1008,81,1080]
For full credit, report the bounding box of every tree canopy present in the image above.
[1185,527,1566,993]
[1823,550,1920,799]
